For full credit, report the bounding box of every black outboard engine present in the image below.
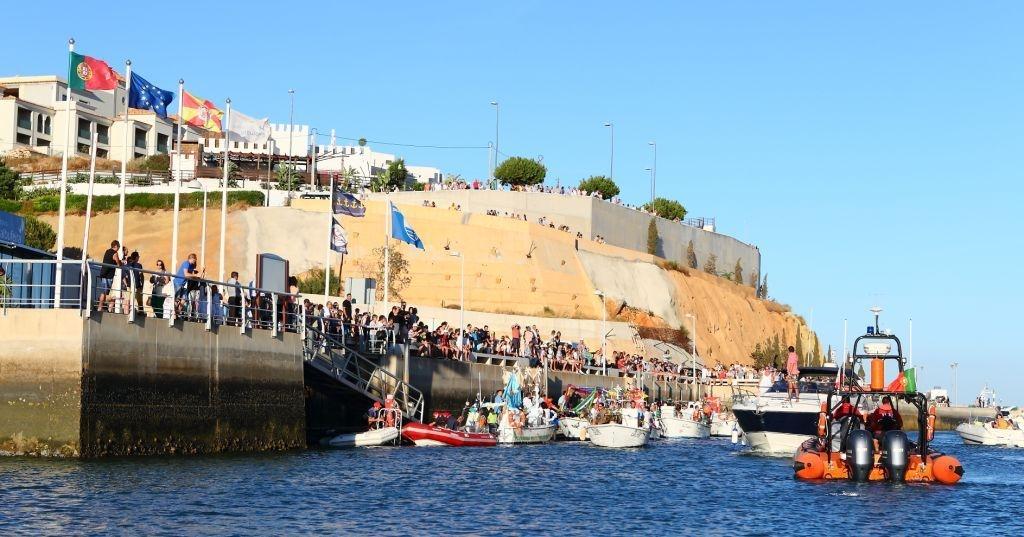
[845,429,875,482]
[880,430,910,482]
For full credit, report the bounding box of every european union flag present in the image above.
[331,187,366,217]
[129,72,174,118]
[389,203,424,250]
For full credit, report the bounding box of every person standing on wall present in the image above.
[98,240,122,312]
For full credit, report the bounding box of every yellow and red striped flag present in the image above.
[181,91,223,132]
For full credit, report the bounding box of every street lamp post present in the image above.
[644,167,653,200]
[188,180,208,267]
[951,362,959,406]
[648,141,656,204]
[595,290,607,376]
[490,101,499,188]
[686,313,698,400]
[287,89,295,199]
[603,122,614,180]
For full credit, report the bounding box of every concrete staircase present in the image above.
[302,327,425,423]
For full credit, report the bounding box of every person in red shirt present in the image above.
[832,395,859,420]
[786,346,800,400]
[867,395,904,437]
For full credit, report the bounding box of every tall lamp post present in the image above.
[287,89,295,199]
[449,250,466,347]
[188,180,209,268]
[595,289,607,376]
[603,122,614,181]
[950,362,959,406]
[644,167,653,200]
[490,101,499,188]
[648,140,656,204]
[686,312,698,400]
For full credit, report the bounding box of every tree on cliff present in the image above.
[795,325,805,365]
[759,274,769,299]
[733,259,743,284]
[686,241,698,269]
[578,175,619,199]
[646,219,659,255]
[748,271,758,289]
[24,216,56,252]
[494,156,546,186]
[357,244,412,301]
[643,197,687,220]
[703,253,717,274]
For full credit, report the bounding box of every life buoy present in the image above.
[817,402,827,438]
[926,405,936,441]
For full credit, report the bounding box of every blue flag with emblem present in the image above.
[389,203,424,250]
[128,72,174,118]
[331,187,365,217]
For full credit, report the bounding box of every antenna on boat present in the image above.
[869,306,883,334]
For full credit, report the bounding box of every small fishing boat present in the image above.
[496,418,557,444]
[321,427,399,448]
[587,422,651,448]
[955,418,1024,447]
[401,422,497,447]
[558,416,589,440]
[660,404,710,439]
[709,413,739,437]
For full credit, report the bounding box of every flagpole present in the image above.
[324,174,334,297]
[383,197,391,309]
[82,131,97,276]
[55,37,75,307]
[170,79,184,324]
[118,59,131,248]
[218,98,231,282]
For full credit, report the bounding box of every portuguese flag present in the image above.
[68,52,119,91]
[885,367,918,393]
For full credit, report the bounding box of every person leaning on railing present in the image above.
[149,260,170,319]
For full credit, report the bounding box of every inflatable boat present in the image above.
[401,422,497,447]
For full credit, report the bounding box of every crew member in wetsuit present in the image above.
[867,395,903,438]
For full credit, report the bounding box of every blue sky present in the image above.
[3,2,1022,402]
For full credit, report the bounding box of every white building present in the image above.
[0,75,172,163]
[314,144,443,186]
[406,164,443,185]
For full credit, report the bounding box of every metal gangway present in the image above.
[302,325,425,424]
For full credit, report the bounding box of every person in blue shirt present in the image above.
[173,253,202,315]
[494,390,505,406]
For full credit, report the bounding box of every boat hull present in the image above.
[710,418,738,437]
[587,423,651,448]
[321,427,399,448]
[955,422,1024,447]
[401,423,496,447]
[661,416,710,439]
[733,403,820,455]
[558,417,589,440]
[497,424,557,444]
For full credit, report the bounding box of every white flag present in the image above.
[227,110,271,144]
[330,218,349,254]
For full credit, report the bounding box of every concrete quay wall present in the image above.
[0,310,306,457]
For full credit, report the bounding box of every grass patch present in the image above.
[4,191,265,216]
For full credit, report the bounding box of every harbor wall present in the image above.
[384,353,698,416]
[0,309,306,457]
[0,309,83,456]
[80,313,306,457]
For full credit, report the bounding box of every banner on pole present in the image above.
[332,187,366,217]
[330,218,349,253]
[227,109,271,144]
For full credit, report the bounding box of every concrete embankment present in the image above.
[899,405,996,431]
[0,310,305,457]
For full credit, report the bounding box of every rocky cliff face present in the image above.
[44,199,815,365]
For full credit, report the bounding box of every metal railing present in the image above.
[303,325,425,423]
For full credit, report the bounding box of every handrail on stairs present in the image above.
[302,325,425,423]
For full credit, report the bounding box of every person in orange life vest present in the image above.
[832,395,859,421]
[383,394,398,427]
[867,395,903,437]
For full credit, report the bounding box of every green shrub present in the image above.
[16,191,265,215]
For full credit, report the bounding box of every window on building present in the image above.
[44,117,51,135]
[97,148,108,159]
[96,124,109,145]
[157,133,168,153]
[77,118,91,140]
[77,142,91,155]
[36,115,44,133]
[36,138,50,148]
[233,141,239,149]
[134,128,146,149]
[16,133,31,145]
[17,108,32,130]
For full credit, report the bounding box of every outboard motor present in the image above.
[845,429,875,482]
[880,430,910,482]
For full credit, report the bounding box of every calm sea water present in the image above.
[0,432,1020,536]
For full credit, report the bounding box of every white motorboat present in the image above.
[956,419,1024,447]
[660,404,710,439]
[732,366,839,456]
[558,417,589,440]
[497,423,557,444]
[709,413,738,437]
[587,422,651,448]
[320,426,400,448]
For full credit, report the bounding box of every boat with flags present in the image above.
[495,365,557,444]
